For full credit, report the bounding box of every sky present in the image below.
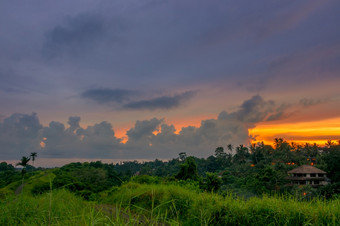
[1,0,340,166]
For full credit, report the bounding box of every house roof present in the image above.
[287,165,326,174]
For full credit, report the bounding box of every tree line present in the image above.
[1,138,339,199]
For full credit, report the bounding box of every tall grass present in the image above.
[1,181,339,225]
[0,189,110,225]
[104,182,340,225]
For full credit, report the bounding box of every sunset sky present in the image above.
[1,0,340,166]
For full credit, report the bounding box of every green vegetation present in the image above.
[103,182,340,225]
[1,182,339,225]
[0,138,340,225]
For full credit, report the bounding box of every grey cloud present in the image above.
[43,119,121,158]
[77,121,121,158]
[0,113,42,159]
[123,91,195,110]
[299,98,327,107]
[126,118,163,143]
[67,116,81,132]
[124,95,283,158]
[81,88,136,104]
[42,121,80,157]
[43,13,107,57]
[232,95,288,123]
[0,96,294,160]
[0,113,5,122]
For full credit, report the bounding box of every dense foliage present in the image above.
[52,161,122,200]
[1,138,340,225]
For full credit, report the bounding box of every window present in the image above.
[311,173,316,177]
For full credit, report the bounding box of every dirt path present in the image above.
[15,183,24,195]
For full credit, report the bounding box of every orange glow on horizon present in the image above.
[78,114,340,146]
[250,117,340,146]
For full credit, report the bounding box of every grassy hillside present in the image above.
[1,181,339,225]
[103,182,340,225]
[0,158,339,225]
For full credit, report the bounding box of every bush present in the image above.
[31,182,50,195]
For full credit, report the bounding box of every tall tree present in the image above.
[323,146,340,182]
[233,145,249,164]
[175,157,199,181]
[16,156,30,193]
[227,144,234,153]
[30,152,37,166]
[178,152,187,161]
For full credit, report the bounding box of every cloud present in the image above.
[76,121,122,158]
[231,95,289,123]
[0,113,42,159]
[123,91,196,110]
[81,88,136,104]
[81,89,196,111]
[43,13,109,57]
[42,118,122,158]
[123,95,288,158]
[0,96,297,160]
[299,98,327,107]
[255,1,327,40]
[126,118,163,143]
[67,116,81,132]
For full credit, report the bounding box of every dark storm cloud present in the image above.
[67,116,81,132]
[43,12,117,57]
[0,96,297,160]
[122,95,289,158]
[0,0,339,108]
[123,91,196,110]
[1,0,340,161]
[126,118,163,143]
[81,88,136,104]
[81,89,196,111]
[299,98,328,107]
[0,113,42,159]
[231,95,289,123]
[42,118,121,158]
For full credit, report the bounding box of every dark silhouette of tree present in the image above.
[16,156,30,193]
[175,157,199,181]
[274,138,293,163]
[227,144,233,153]
[250,143,265,164]
[30,152,37,166]
[215,147,225,157]
[214,147,231,169]
[233,144,249,164]
[326,140,335,148]
[178,152,187,161]
[323,146,340,182]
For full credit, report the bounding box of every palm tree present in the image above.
[16,156,30,193]
[326,140,335,148]
[30,152,37,166]
[227,144,234,154]
[233,145,249,164]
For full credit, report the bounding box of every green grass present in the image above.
[0,188,178,225]
[0,179,339,225]
[104,182,340,225]
[0,189,105,225]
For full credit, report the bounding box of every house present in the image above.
[287,165,329,187]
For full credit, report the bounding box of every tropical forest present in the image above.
[0,138,340,225]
